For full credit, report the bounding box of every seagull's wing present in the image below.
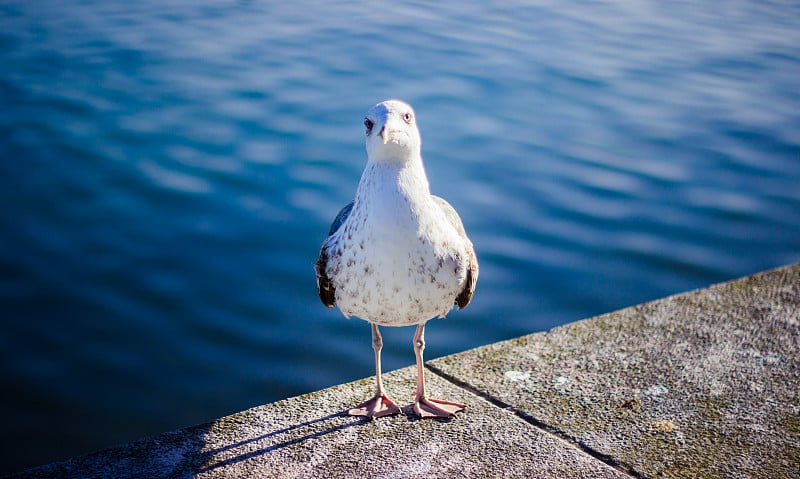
[432,196,478,309]
[315,200,354,308]
[327,200,355,236]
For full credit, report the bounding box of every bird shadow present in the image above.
[195,411,362,473]
[399,404,456,424]
[195,405,453,473]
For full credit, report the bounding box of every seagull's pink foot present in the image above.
[413,397,465,418]
[348,394,401,418]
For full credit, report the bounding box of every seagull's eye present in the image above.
[402,112,413,124]
[364,118,374,133]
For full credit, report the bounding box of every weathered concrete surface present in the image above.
[8,367,628,479]
[432,263,800,478]
[8,263,800,479]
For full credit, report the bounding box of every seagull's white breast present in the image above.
[324,162,468,326]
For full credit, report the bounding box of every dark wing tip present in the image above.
[315,201,354,308]
[455,261,477,309]
[315,250,336,308]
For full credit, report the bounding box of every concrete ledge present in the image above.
[431,264,800,478]
[8,264,799,478]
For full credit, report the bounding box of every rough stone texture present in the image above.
[9,368,627,479]
[8,263,799,479]
[432,263,800,479]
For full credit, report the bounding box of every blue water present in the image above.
[1,0,799,473]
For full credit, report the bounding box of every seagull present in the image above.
[315,99,478,418]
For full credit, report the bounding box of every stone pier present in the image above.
[8,263,799,478]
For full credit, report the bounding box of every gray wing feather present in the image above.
[315,201,354,308]
[432,196,478,309]
[328,200,354,236]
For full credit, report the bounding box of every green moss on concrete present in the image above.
[692,395,729,422]
[782,411,800,435]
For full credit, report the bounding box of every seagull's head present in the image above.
[363,100,421,163]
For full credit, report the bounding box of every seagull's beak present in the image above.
[380,119,402,145]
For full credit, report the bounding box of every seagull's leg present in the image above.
[348,323,401,418]
[412,322,465,418]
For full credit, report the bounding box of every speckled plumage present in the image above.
[314,99,477,418]
[316,100,476,326]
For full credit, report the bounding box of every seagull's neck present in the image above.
[355,155,430,207]
[350,155,434,240]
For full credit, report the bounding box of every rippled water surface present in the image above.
[2,0,799,472]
